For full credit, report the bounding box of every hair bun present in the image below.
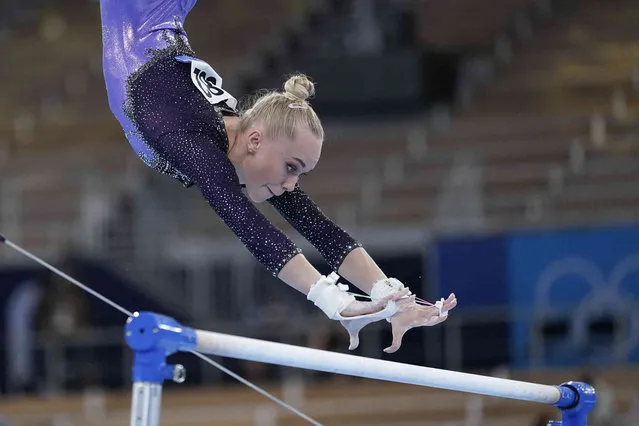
[283,74,315,103]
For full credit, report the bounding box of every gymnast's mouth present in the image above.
[267,187,276,197]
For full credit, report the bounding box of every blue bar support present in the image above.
[124,312,198,426]
[125,311,197,383]
[551,381,597,426]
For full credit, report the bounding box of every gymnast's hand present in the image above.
[338,288,411,351]
[383,292,457,353]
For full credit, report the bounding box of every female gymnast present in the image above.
[99,0,456,353]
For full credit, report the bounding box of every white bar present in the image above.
[195,330,560,405]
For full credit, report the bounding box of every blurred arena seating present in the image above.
[0,366,637,425]
[420,0,639,231]
[303,0,639,234]
[415,0,536,47]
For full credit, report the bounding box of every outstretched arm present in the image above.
[269,186,386,294]
[269,185,457,352]
[277,252,321,294]
[337,247,387,294]
[268,185,385,294]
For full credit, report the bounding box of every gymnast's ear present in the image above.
[247,129,262,153]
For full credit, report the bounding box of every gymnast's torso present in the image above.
[100,0,236,185]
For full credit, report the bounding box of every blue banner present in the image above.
[432,234,509,307]
[508,224,639,367]
[431,224,639,369]
[431,234,511,370]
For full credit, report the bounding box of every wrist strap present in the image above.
[371,277,408,301]
[307,273,356,319]
[371,278,409,322]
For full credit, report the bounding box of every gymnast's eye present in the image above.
[286,163,298,175]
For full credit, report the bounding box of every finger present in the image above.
[436,294,456,312]
[384,325,408,354]
[444,297,458,311]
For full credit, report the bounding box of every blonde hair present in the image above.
[238,74,324,142]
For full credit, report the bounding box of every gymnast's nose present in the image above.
[282,175,298,192]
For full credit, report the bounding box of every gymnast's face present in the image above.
[242,124,322,203]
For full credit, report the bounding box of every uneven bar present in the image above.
[195,329,563,405]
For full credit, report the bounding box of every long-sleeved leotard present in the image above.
[99,0,362,276]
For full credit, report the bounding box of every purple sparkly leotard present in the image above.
[99,0,362,276]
